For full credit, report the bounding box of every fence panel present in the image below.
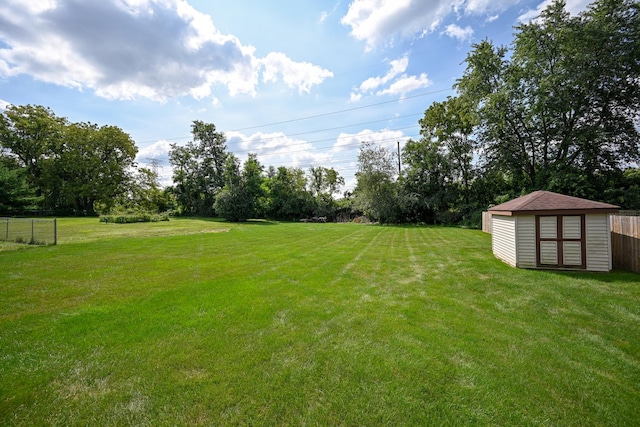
[0,218,57,246]
[610,215,640,274]
[482,212,492,234]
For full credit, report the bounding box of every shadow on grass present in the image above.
[240,219,279,226]
[173,217,278,225]
[537,268,640,283]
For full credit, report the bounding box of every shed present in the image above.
[488,191,619,271]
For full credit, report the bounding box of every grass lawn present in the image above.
[1,218,639,425]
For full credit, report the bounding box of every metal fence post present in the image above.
[31,219,35,244]
[54,218,57,245]
[5,218,8,242]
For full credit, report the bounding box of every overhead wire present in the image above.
[137,89,447,145]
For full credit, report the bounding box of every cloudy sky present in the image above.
[0,0,592,189]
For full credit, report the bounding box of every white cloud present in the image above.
[358,56,408,92]
[333,128,409,153]
[137,139,174,163]
[349,92,363,103]
[341,0,535,50]
[443,24,474,42]
[0,0,332,102]
[339,0,587,46]
[518,0,592,22]
[351,56,431,100]
[136,139,175,186]
[262,52,334,94]
[0,98,10,110]
[376,73,432,96]
[464,0,520,15]
[341,0,455,51]
[319,2,340,24]
[227,131,331,169]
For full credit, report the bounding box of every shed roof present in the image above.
[488,191,619,216]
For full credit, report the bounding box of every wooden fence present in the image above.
[610,215,640,274]
[482,212,492,234]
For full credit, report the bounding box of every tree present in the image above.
[0,105,137,212]
[354,141,399,223]
[169,121,228,216]
[309,166,345,197]
[214,153,266,222]
[401,138,454,224]
[0,104,66,206]
[420,97,477,206]
[52,122,137,212]
[455,0,640,202]
[112,167,174,214]
[402,96,480,224]
[242,153,266,217]
[264,166,313,220]
[308,166,345,219]
[0,157,39,212]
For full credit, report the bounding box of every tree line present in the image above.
[1,0,638,226]
[0,107,347,221]
[167,120,345,221]
[354,0,640,225]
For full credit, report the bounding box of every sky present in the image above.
[0,0,593,190]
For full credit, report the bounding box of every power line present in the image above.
[226,124,420,156]
[136,90,448,145]
[225,113,424,141]
[229,89,451,132]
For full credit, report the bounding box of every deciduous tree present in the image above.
[455,0,640,201]
[354,141,399,223]
[169,121,228,216]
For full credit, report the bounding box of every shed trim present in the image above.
[491,208,619,216]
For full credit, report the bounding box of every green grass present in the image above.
[1,218,639,426]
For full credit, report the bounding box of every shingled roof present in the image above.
[488,191,619,216]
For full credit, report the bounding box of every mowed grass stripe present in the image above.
[1,219,639,426]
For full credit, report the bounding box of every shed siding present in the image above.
[492,215,516,267]
[516,216,536,268]
[563,241,583,266]
[563,216,582,239]
[586,214,612,272]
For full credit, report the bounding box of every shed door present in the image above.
[536,215,586,269]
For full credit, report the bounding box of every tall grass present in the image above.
[1,218,638,425]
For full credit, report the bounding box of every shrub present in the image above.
[99,212,170,224]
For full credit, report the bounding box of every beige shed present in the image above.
[488,191,619,271]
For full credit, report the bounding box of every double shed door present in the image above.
[536,215,586,269]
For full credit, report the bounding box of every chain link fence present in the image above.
[0,218,57,246]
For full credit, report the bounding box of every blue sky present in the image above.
[0,0,592,189]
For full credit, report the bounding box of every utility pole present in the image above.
[397,141,401,176]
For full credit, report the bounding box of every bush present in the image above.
[99,212,170,224]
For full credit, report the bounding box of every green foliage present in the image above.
[169,121,228,216]
[0,104,66,187]
[99,212,170,223]
[455,0,640,200]
[400,0,640,226]
[308,166,345,220]
[111,167,175,214]
[0,157,40,212]
[264,166,314,220]
[354,141,400,223]
[53,122,137,213]
[0,105,137,213]
[214,153,265,222]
